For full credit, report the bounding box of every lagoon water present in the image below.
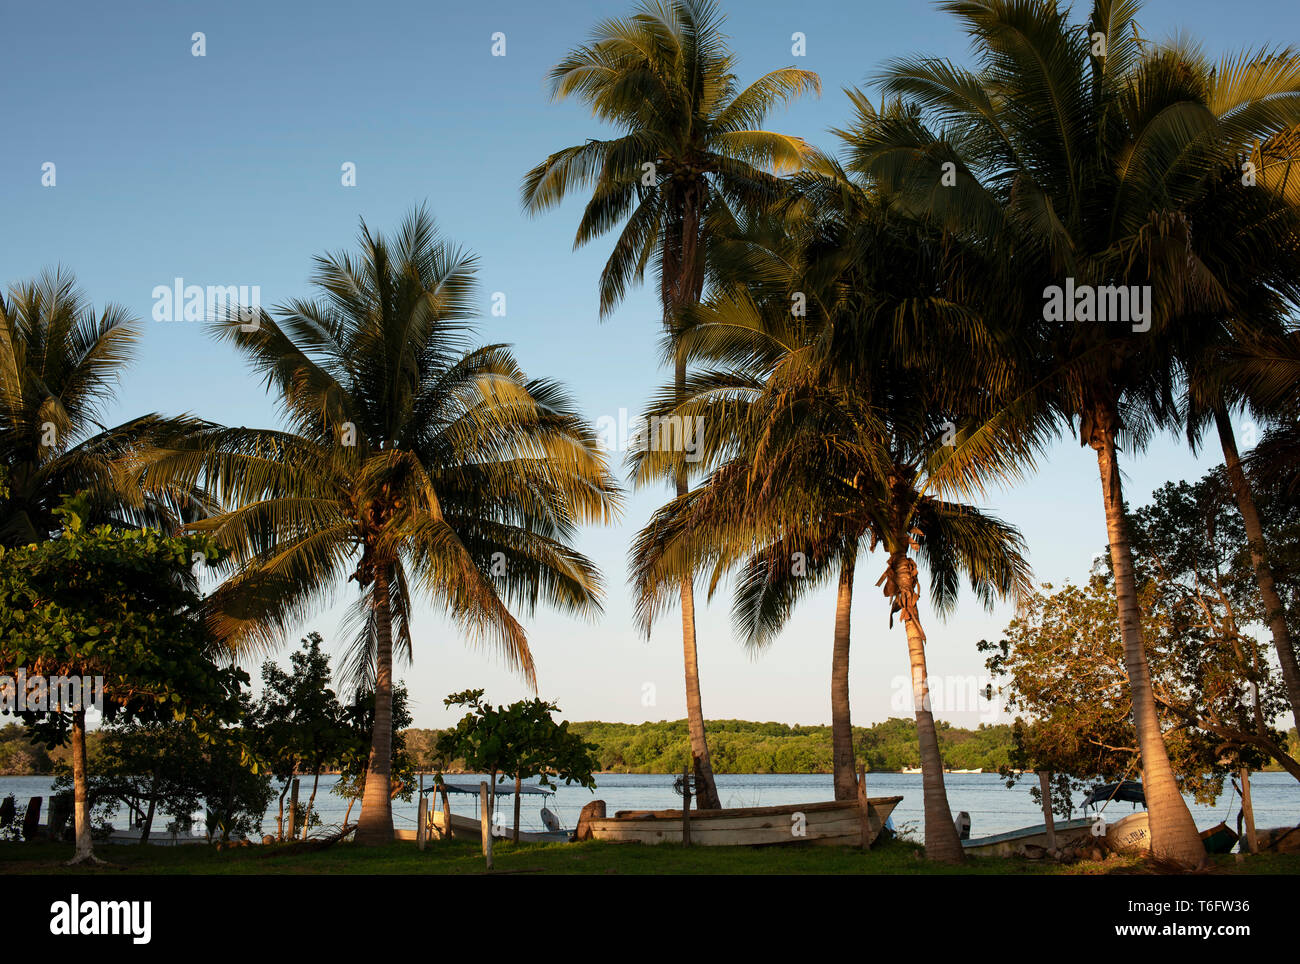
[2,771,1295,841]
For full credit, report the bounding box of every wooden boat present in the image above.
[1199,821,1238,855]
[1097,800,1240,855]
[1103,811,1151,852]
[395,810,569,844]
[586,796,903,847]
[403,778,572,844]
[962,817,1096,857]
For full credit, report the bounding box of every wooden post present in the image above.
[286,778,299,840]
[439,784,453,840]
[681,767,692,847]
[1037,771,1057,851]
[1239,767,1258,854]
[22,796,41,841]
[856,767,877,848]
[480,781,493,869]
[513,774,522,844]
[417,796,427,851]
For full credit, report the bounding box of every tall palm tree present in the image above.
[858,0,1300,867]
[145,208,621,844]
[521,0,820,808]
[0,270,197,546]
[1176,139,1300,732]
[629,187,1033,861]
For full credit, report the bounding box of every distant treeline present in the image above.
[8,719,1295,777]
[563,718,1015,774]
[3,718,1009,776]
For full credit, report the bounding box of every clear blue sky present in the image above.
[3,0,1293,729]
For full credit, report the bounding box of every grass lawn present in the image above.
[3,838,1297,875]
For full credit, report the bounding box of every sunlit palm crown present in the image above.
[850,0,1300,447]
[0,270,191,546]
[146,209,621,685]
[627,184,1032,645]
[520,0,820,317]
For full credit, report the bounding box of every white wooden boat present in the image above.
[586,796,903,847]
[962,817,1096,857]
[404,778,572,844]
[395,809,570,844]
[1104,811,1151,853]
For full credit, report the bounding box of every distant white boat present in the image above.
[901,767,922,774]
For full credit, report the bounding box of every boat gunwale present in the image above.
[961,816,1095,850]
[599,795,904,822]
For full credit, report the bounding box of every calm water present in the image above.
[3,771,1295,840]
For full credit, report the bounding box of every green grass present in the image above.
[3,839,1297,875]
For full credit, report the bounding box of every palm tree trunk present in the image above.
[680,569,722,810]
[666,181,721,812]
[67,709,97,865]
[902,611,963,864]
[676,346,721,811]
[1215,405,1300,730]
[1094,425,1205,867]
[355,567,395,845]
[831,551,858,801]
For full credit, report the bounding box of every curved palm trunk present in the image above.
[67,709,98,865]
[680,567,722,810]
[667,180,721,812]
[902,612,963,864]
[831,552,858,801]
[1215,406,1300,731]
[355,568,395,845]
[1094,426,1205,867]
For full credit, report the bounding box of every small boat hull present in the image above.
[962,817,1097,857]
[1199,821,1238,855]
[1104,811,1151,853]
[586,797,902,847]
[397,810,569,844]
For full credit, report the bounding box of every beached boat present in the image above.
[395,809,570,844]
[1083,781,1152,853]
[401,779,572,844]
[586,796,903,847]
[962,817,1096,857]
[1199,821,1238,855]
[1104,811,1151,852]
[1084,784,1240,854]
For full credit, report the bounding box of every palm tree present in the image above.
[1176,139,1300,732]
[521,0,820,808]
[858,0,1300,868]
[146,208,621,844]
[0,270,196,546]
[629,188,1033,861]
